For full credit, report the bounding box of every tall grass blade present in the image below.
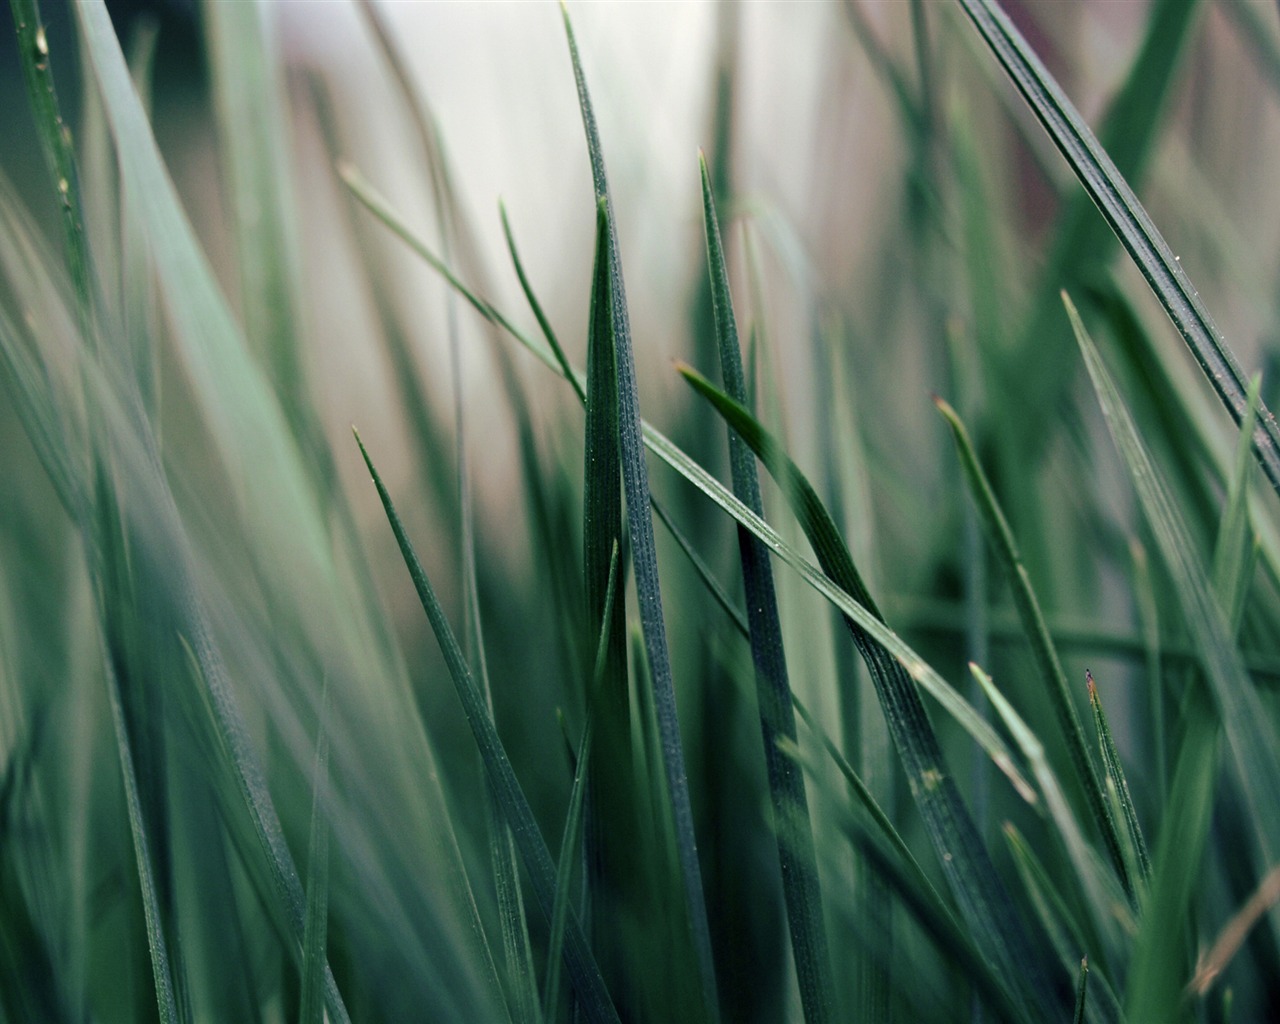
[1085,672,1151,886]
[560,7,720,1017]
[935,397,1128,897]
[299,684,331,1024]
[699,153,834,1024]
[354,431,620,1024]
[677,364,1060,1020]
[958,0,1280,501]
[545,542,620,1023]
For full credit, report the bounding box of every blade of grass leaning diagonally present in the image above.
[1065,292,1280,932]
[298,682,331,1024]
[72,7,364,1019]
[544,542,619,1023]
[6,7,180,1018]
[957,0,1280,501]
[699,152,834,1024]
[337,166,1036,807]
[1085,672,1150,890]
[1212,374,1263,634]
[677,364,1061,1021]
[354,431,620,1024]
[934,397,1129,898]
[560,7,720,1017]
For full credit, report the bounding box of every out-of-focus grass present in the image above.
[4,1,1280,1021]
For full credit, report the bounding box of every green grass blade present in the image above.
[791,698,952,933]
[1213,374,1262,634]
[1073,957,1088,1024]
[958,0,1280,500]
[1066,293,1280,1013]
[792,741,1028,1024]
[677,364,1059,1021]
[970,664,1122,959]
[9,0,94,335]
[1067,292,1280,845]
[1003,826,1123,1024]
[545,542,620,1022]
[299,683,331,1024]
[500,202,586,406]
[354,431,620,1024]
[935,396,1128,897]
[334,172,1034,803]
[1086,672,1151,887]
[699,153,834,1024]
[204,0,305,426]
[100,638,181,1024]
[560,8,719,1017]
[579,193,639,1003]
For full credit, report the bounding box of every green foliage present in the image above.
[5,1,1280,1021]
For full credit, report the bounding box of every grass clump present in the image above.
[4,1,1280,1021]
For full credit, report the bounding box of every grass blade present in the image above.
[354,431,620,1024]
[9,0,93,334]
[1066,292,1280,1014]
[204,0,306,426]
[1074,957,1089,1024]
[677,363,1060,1021]
[699,153,834,1024]
[1212,374,1262,634]
[299,683,331,1024]
[1086,671,1151,887]
[560,8,720,1017]
[970,664,1123,960]
[957,0,1280,501]
[545,542,620,1022]
[935,396,1128,898]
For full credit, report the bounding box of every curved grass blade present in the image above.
[1086,672,1150,887]
[957,0,1280,501]
[299,682,331,1024]
[935,397,1128,897]
[545,542,620,1023]
[354,431,620,1024]
[560,7,719,1016]
[699,152,833,1024]
[677,364,1059,1021]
